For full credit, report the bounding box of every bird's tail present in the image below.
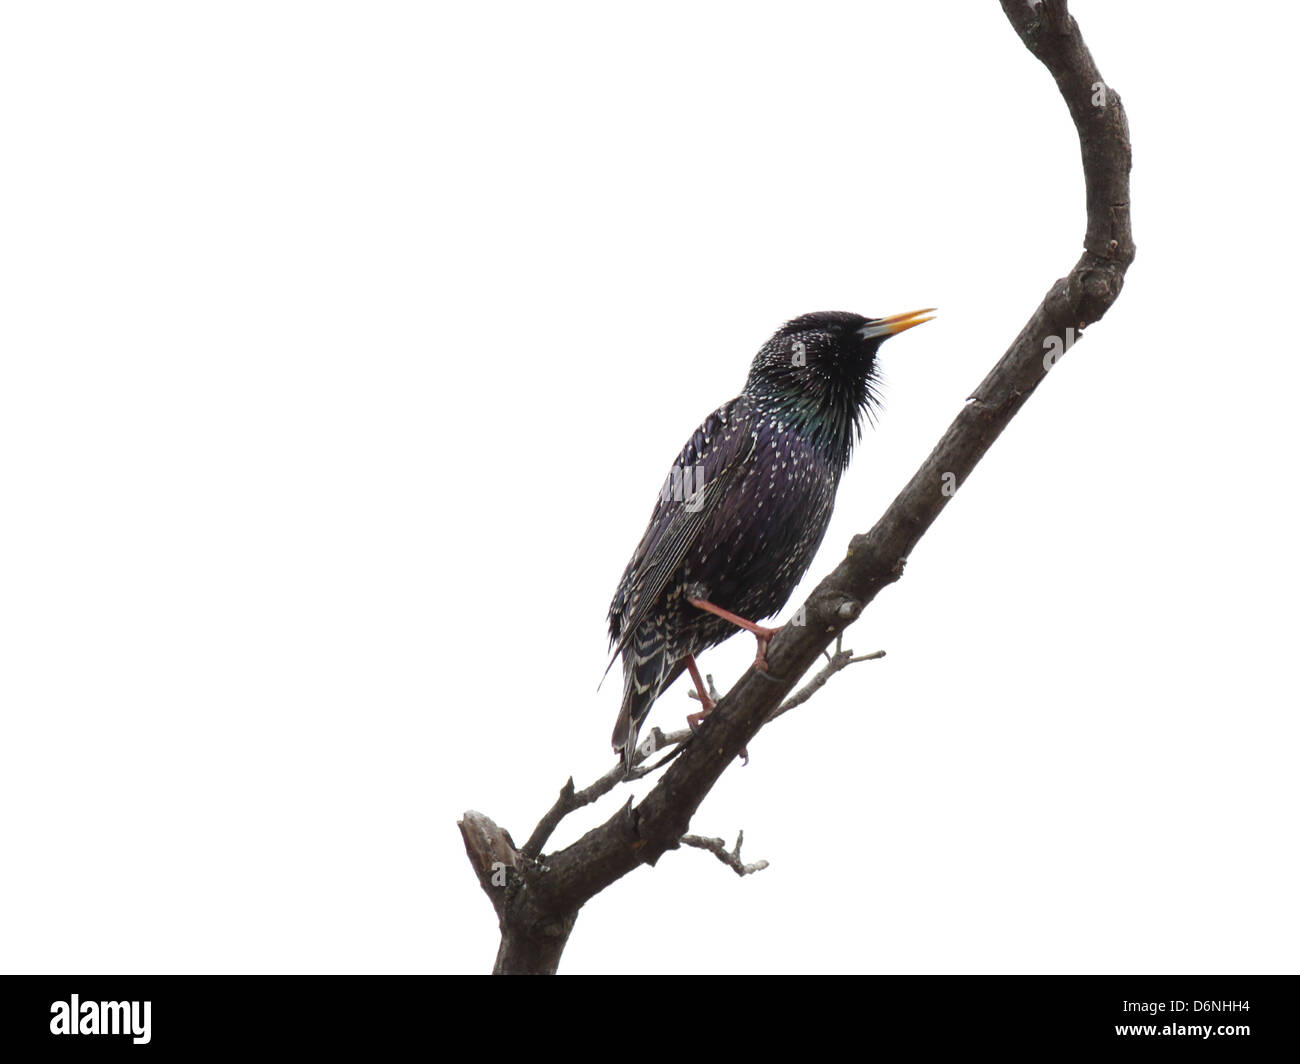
[610,679,655,776]
[610,628,682,775]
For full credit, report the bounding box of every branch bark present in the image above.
[459,0,1134,974]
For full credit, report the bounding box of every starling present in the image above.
[607,308,934,773]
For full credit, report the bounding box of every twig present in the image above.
[765,637,885,724]
[521,732,668,858]
[681,831,769,877]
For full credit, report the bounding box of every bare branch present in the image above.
[520,749,662,859]
[457,810,521,920]
[465,0,1134,973]
[765,645,885,724]
[524,646,884,858]
[681,831,770,877]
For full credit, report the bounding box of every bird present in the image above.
[606,308,934,773]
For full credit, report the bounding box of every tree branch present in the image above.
[519,642,883,859]
[681,831,770,877]
[765,637,885,724]
[464,0,1134,973]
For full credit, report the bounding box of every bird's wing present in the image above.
[606,396,757,666]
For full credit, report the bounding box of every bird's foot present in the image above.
[750,625,780,673]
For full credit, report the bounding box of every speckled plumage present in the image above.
[607,309,932,771]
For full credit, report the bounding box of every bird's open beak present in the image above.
[858,308,936,340]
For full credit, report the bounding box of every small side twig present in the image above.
[521,726,688,857]
[765,635,885,725]
[686,673,722,704]
[687,639,884,728]
[681,830,769,876]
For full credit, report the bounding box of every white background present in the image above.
[2,2,1296,974]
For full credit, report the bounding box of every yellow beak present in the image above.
[858,308,937,340]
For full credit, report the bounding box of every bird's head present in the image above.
[743,308,934,466]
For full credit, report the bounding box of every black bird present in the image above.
[607,308,934,773]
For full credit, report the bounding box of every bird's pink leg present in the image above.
[683,653,714,730]
[683,652,747,764]
[687,597,780,672]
